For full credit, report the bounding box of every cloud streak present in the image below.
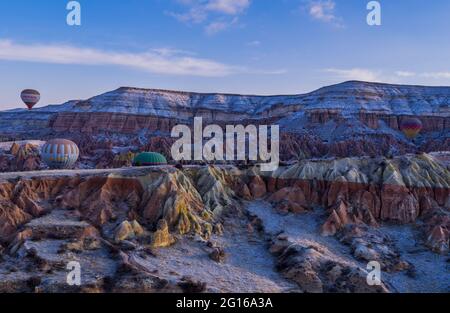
[395,71,450,79]
[0,39,238,77]
[395,71,416,78]
[422,72,450,79]
[323,68,450,84]
[0,39,285,77]
[205,17,239,35]
[169,0,251,34]
[206,0,251,15]
[323,68,381,82]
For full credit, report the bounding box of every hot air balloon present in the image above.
[21,89,40,110]
[41,139,79,169]
[133,152,167,166]
[400,117,423,139]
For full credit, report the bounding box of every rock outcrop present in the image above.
[271,235,389,293]
[338,225,410,272]
[0,166,237,246]
[256,154,449,226]
[150,219,176,248]
[423,208,450,254]
[0,142,42,172]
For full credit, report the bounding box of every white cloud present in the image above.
[323,68,450,85]
[306,0,344,28]
[422,72,450,79]
[0,39,236,77]
[206,0,250,15]
[205,17,238,35]
[205,20,230,35]
[167,7,207,24]
[0,39,284,77]
[150,47,197,57]
[323,68,381,82]
[395,71,416,77]
[169,0,251,34]
[395,71,450,80]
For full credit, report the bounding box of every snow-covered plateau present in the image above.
[1,80,450,125]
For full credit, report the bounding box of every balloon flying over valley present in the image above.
[20,89,40,110]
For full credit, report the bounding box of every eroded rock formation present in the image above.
[0,152,448,292]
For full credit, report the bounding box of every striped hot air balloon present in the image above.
[21,89,40,110]
[400,117,423,139]
[41,139,79,169]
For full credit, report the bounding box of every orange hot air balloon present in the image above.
[21,89,40,110]
[400,117,423,139]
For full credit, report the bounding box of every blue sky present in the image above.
[0,0,449,109]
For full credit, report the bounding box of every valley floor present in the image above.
[1,199,448,293]
[247,201,450,293]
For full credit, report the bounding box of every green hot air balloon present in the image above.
[133,152,168,166]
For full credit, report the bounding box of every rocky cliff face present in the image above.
[0,152,448,292]
[1,154,448,245]
[0,167,226,243]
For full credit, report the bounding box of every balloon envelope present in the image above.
[41,139,79,169]
[400,117,423,139]
[133,152,167,166]
[21,89,40,110]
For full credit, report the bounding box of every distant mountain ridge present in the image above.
[0,81,449,135]
[5,80,450,116]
